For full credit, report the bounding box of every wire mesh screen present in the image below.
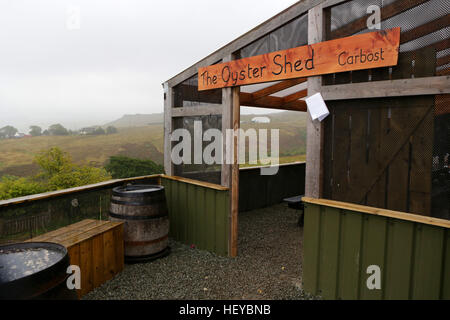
[173,74,222,107]
[0,177,160,244]
[0,189,111,245]
[324,0,449,85]
[321,0,449,218]
[173,115,222,185]
[239,13,308,58]
[322,95,439,216]
[433,95,450,219]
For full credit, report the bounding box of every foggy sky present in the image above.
[0,0,298,133]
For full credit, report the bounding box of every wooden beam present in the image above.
[251,78,307,100]
[321,75,450,100]
[222,56,233,188]
[401,14,450,44]
[166,0,323,87]
[423,38,450,52]
[305,4,325,199]
[437,68,450,76]
[435,95,450,116]
[437,54,450,68]
[331,0,428,39]
[163,83,173,176]
[160,174,229,191]
[230,86,240,258]
[171,105,223,118]
[321,0,348,8]
[282,89,308,104]
[302,197,450,229]
[240,91,307,111]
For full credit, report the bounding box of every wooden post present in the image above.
[222,57,233,188]
[222,55,240,257]
[230,86,240,257]
[163,82,173,176]
[305,4,325,198]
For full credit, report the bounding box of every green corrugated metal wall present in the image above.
[161,177,230,256]
[303,203,450,300]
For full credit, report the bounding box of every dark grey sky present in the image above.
[0,0,298,132]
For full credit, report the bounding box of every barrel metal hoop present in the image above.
[110,197,165,206]
[124,235,169,246]
[109,212,168,221]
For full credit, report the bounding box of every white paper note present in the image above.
[305,92,330,122]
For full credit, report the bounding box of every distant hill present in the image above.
[240,111,307,124]
[0,111,308,178]
[104,111,306,129]
[104,113,163,128]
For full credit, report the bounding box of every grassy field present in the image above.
[0,124,164,177]
[0,111,307,178]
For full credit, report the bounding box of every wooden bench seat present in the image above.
[27,219,124,298]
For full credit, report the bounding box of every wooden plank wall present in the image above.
[322,47,436,216]
[239,163,306,212]
[303,201,450,300]
[161,177,229,256]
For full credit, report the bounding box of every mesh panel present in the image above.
[433,94,450,219]
[239,13,308,58]
[0,189,111,245]
[323,96,438,216]
[325,0,449,84]
[0,177,161,244]
[173,74,222,107]
[173,115,222,185]
[323,0,449,218]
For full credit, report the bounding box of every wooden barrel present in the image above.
[109,184,170,263]
[0,242,78,300]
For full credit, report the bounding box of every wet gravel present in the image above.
[83,203,319,300]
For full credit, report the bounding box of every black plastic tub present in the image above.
[0,242,78,300]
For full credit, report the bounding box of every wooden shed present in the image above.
[162,0,449,299]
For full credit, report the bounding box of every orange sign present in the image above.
[198,28,400,91]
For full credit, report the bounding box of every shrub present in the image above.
[0,176,46,200]
[105,155,163,179]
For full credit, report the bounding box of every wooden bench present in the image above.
[26,219,124,298]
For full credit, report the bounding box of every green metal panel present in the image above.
[411,224,444,299]
[337,210,363,300]
[161,177,229,256]
[318,206,341,299]
[215,190,229,256]
[195,185,206,250]
[187,184,196,246]
[178,182,187,243]
[303,203,321,295]
[205,189,216,253]
[303,202,450,300]
[384,219,414,300]
[442,230,450,299]
[359,214,387,300]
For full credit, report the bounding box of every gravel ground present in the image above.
[83,203,318,300]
